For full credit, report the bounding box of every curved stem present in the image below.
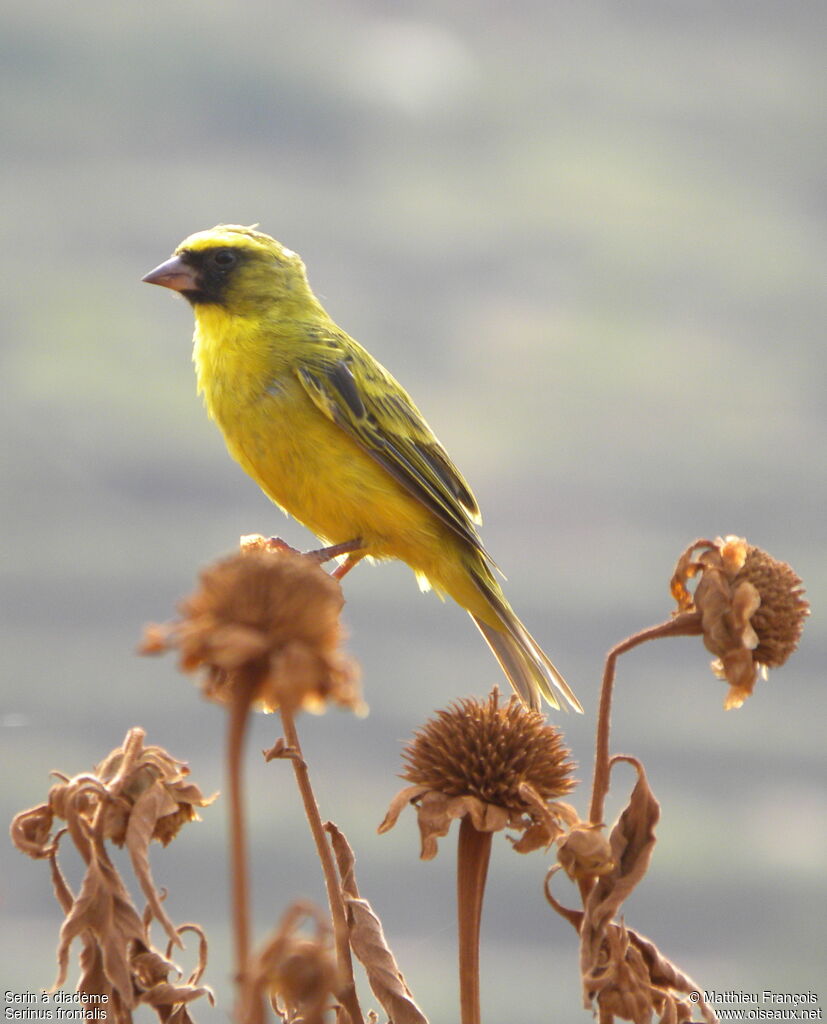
[457,816,493,1024]
[279,705,364,1024]
[589,612,702,827]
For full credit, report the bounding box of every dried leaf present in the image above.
[126,783,186,947]
[509,785,574,852]
[47,834,75,915]
[10,803,56,859]
[139,981,215,1010]
[75,943,121,1023]
[132,940,214,1023]
[543,864,585,933]
[377,784,429,835]
[582,754,660,967]
[326,822,360,899]
[511,820,557,854]
[460,794,511,835]
[168,924,210,987]
[131,944,180,989]
[625,927,717,1024]
[346,898,429,1024]
[327,823,429,1024]
[55,850,145,1005]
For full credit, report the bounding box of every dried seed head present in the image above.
[91,735,215,847]
[671,536,809,709]
[243,903,339,1024]
[402,690,576,810]
[380,690,578,858]
[556,823,615,881]
[142,549,361,714]
[737,544,809,668]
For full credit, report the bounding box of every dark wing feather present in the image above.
[294,327,492,562]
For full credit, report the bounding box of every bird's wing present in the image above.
[294,328,493,561]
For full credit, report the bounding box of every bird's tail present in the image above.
[468,567,583,714]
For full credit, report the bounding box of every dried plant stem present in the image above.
[227,667,260,991]
[279,705,364,1024]
[456,816,493,1024]
[589,612,702,828]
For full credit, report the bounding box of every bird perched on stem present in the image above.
[143,225,582,713]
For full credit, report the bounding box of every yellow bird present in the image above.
[143,225,581,713]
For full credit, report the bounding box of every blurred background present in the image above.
[2,0,825,1020]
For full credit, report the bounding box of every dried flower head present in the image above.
[380,689,577,857]
[671,536,809,709]
[241,903,340,1024]
[13,730,214,860]
[90,732,216,848]
[10,730,215,1009]
[556,822,615,882]
[142,548,361,714]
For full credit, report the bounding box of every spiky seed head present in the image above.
[402,690,575,813]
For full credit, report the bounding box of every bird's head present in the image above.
[142,225,317,318]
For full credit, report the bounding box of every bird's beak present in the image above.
[142,254,198,292]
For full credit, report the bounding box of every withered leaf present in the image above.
[55,850,145,1006]
[346,897,430,1024]
[126,782,187,947]
[626,927,717,1024]
[377,784,429,835]
[75,944,119,1023]
[47,833,75,915]
[167,924,210,987]
[327,823,429,1024]
[326,822,359,899]
[582,754,660,963]
[10,803,56,859]
[543,864,585,933]
[138,980,215,1011]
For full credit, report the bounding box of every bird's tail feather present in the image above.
[468,569,583,714]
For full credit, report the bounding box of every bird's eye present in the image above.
[212,249,238,269]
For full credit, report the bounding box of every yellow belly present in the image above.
[209,375,492,617]
[228,383,427,552]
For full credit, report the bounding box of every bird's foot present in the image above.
[240,534,301,556]
[304,538,365,578]
[265,536,301,555]
[330,551,366,580]
[241,534,365,579]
